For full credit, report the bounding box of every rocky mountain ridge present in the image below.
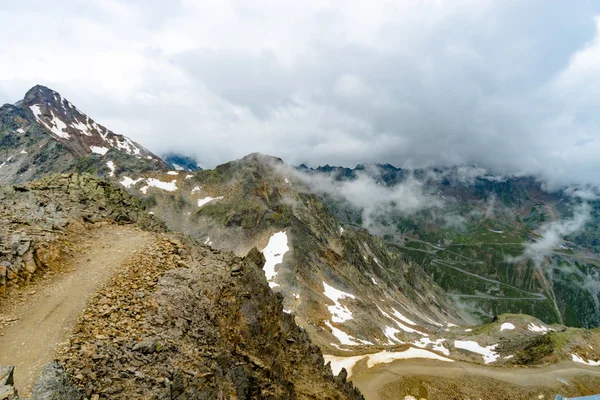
[111,155,600,374]
[114,154,473,350]
[0,173,364,399]
[0,173,163,296]
[0,85,168,185]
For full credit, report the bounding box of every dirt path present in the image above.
[0,225,152,394]
[349,358,600,399]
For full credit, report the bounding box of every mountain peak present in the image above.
[17,85,166,166]
[23,84,61,104]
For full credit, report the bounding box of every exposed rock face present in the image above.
[0,85,168,185]
[59,235,364,399]
[0,366,17,400]
[30,362,82,400]
[0,173,363,398]
[0,173,164,295]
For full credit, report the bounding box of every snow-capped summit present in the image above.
[21,85,163,162]
[0,85,167,184]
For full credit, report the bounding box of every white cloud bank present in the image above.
[510,202,592,266]
[2,1,600,188]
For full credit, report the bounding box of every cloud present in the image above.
[2,1,600,188]
[564,186,600,201]
[510,202,592,266]
[288,166,443,230]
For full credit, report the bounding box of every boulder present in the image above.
[30,362,82,400]
[0,384,16,400]
[0,366,14,386]
[0,366,16,400]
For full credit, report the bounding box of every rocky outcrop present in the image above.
[0,173,164,295]
[30,362,82,400]
[0,366,17,400]
[59,235,364,399]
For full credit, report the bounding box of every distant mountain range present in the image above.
[162,153,202,172]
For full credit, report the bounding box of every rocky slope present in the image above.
[0,173,163,296]
[108,154,600,391]
[300,163,600,329]
[59,235,362,399]
[0,173,364,399]
[116,154,474,354]
[0,85,168,185]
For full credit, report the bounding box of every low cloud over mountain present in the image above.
[2,1,600,188]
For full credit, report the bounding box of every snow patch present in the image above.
[391,308,417,326]
[90,146,109,155]
[528,323,549,333]
[113,136,141,156]
[120,176,143,188]
[500,322,515,331]
[0,156,13,168]
[19,149,27,154]
[325,321,359,345]
[71,120,93,136]
[323,354,366,378]
[325,347,454,379]
[384,326,403,344]
[30,105,70,139]
[425,317,444,327]
[413,337,450,356]
[197,196,224,207]
[167,171,178,175]
[261,231,289,289]
[141,178,177,193]
[106,161,115,177]
[185,174,193,179]
[571,354,600,366]
[379,307,428,336]
[367,348,454,367]
[323,282,356,323]
[454,340,499,364]
[173,163,184,171]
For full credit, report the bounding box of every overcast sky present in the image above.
[1,0,600,188]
